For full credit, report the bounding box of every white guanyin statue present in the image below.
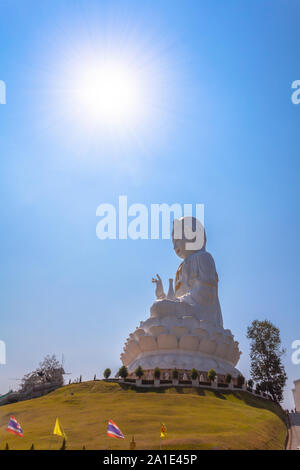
[121,217,242,378]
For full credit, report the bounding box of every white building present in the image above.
[292,379,300,411]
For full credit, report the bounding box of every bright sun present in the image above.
[73,61,142,125]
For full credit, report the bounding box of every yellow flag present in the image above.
[53,417,66,439]
[160,423,167,438]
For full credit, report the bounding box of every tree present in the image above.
[118,366,128,379]
[207,369,216,383]
[154,367,161,379]
[225,373,232,384]
[30,443,35,450]
[248,379,254,389]
[190,368,198,380]
[172,369,179,380]
[20,354,64,394]
[135,366,144,379]
[4,443,9,450]
[247,320,287,402]
[103,368,111,379]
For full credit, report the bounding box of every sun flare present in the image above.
[73,61,142,125]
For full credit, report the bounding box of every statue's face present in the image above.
[172,216,206,259]
[173,237,188,259]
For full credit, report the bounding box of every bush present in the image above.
[103,368,111,379]
[154,367,161,379]
[172,369,179,380]
[225,373,232,384]
[207,369,217,383]
[135,365,144,379]
[248,379,254,389]
[191,368,198,380]
[118,366,128,379]
[237,374,245,388]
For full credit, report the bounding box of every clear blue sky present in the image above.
[0,0,299,408]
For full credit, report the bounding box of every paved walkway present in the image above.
[287,413,300,450]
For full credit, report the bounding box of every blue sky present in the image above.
[0,0,299,408]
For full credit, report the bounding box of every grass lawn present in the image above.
[0,381,287,450]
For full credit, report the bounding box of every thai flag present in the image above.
[107,419,125,439]
[6,415,23,437]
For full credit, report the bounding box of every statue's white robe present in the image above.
[175,250,223,328]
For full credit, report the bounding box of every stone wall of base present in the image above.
[114,378,273,402]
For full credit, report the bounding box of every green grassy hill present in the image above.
[0,381,287,450]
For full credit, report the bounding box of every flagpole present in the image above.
[48,434,55,450]
[0,424,7,450]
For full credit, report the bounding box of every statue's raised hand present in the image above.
[152,274,165,300]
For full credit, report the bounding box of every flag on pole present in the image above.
[6,416,23,437]
[53,417,67,439]
[107,419,125,439]
[160,423,167,438]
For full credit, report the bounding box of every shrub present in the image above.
[154,367,161,379]
[237,374,245,387]
[225,373,232,384]
[207,369,217,383]
[118,366,128,379]
[172,369,179,380]
[191,368,198,380]
[135,365,144,379]
[103,368,111,379]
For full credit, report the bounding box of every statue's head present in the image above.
[172,216,206,259]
